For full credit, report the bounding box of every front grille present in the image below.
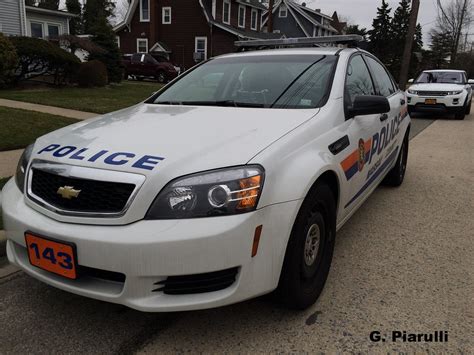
[30,169,135,214]
[417,91,448,97]
[152,267,239,295]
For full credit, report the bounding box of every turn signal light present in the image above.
[237,175,261,210]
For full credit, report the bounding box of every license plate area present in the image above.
[425,99,437,105]
[25,232,77,279]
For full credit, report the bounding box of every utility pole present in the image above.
[399,0,420,89]
[268,0,274,33]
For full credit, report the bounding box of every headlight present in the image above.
[15,144,34,193]
[407,89,418,95]
[146,165,265,219]
[447,90,463,95]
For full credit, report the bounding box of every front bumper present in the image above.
[406,92,466,113]
[1,179,299,312]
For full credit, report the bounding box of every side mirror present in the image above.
[348,95,390,118]
[408,79,414,83]
[468,79,474,84]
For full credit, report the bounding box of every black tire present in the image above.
[465,100,471,114]
[383,130,409,187]
[156,70,166,83]
[454,108,465,120]
[276,182,336,310]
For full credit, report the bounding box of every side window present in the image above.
[131,53,142,63]
[365,56,396,97]
[345,55,375,106]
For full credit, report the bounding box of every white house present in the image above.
[0,0,76,39]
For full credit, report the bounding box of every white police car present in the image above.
[0,37,410,311]
[406,69,473,120]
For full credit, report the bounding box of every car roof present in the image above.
[216,47,354,59]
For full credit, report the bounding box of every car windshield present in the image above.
[416,71,464,84]
[148,54,338,109]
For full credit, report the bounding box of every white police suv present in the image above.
[406,69,472,120]
[0,37,410,311]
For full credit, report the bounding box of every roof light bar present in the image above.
[235,35,365,48]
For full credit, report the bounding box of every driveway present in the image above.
[0,108,472,353]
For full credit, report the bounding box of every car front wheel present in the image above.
[276,182,336,310]
[465,100,472,115]
[383,130,409,187]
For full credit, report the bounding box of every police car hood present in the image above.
[409,83,465,92]
[34,103,316,179]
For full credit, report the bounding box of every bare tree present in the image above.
[436,0,473,63]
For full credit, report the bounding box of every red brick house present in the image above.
[114,0,281,70]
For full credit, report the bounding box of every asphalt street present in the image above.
[0,109,472,353]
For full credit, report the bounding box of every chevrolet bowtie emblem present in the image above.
[57,186,81,199]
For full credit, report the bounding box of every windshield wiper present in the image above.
[154,101,184,105]
[156,100,265,108]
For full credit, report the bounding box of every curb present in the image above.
[0,230,6,257]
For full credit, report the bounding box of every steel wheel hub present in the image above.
[304,224,321,266]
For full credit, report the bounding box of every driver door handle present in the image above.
[379,113,389,122]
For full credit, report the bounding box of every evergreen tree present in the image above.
[368,0,393,65]
[66,0,82,35]
[389,0,411,78]
[87,18,122,83]
[83,0,115,34]
[346,25,368,41]
[427,30,451,68]
[38,0,59,10]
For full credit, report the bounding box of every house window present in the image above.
[30,22,43,38]
[47,24,59,39]
[162,7,171,24]
[195,37,207,61]
[279,4,287,18]
[140,0,150,22]
[250,9,258,30]
[238,5,245,28]
[137,38,148,53]
[116,36,120,48]
[222,0,230,24]
[212,0,216,18]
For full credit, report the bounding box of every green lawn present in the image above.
[0,107,78,151]
[0,81,162,114]
[0,177,11,230]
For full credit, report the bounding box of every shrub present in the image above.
[76,60,108,87]
[87,19,123,83]
[9,36,80,85]
[0,34,18,88]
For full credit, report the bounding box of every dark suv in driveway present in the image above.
[123,53,179,83]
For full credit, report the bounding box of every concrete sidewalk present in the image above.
[0,98,97,120]
[0,149,22,178]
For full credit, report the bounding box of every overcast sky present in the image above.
[306,0,450,46]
